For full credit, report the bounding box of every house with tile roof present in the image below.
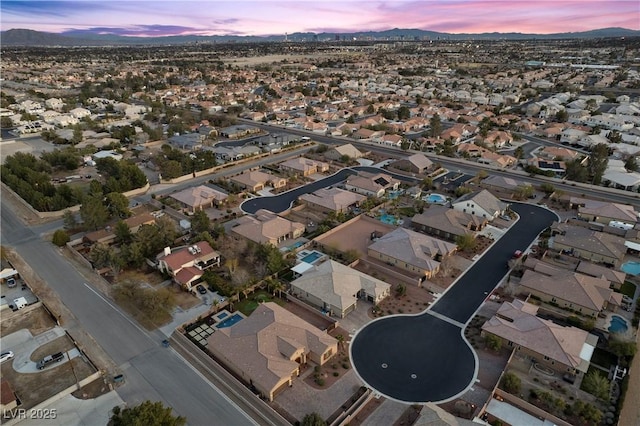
[368,228,457,279]
[452,189,509,220]
[157,241,221,291]
[84,212,156,245]
[345,172,400,198]
[298,187,366,214]
[231,210,305,246]
[411,205,487,242]
[477,151,517,169]
[481,300,598,376]
[323,143,364,161]
[519,269,623,317]
[392,153,434,175]
[169,185,228,213]
[550,223,627,267]
[290,260,390,318]
[570,197,638,225]
[230,170,287,192]
[279,157,329,177]
[206,302,337,401]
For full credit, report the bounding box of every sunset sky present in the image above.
[1,0,638,37]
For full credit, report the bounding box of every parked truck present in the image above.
[36,352,64,370]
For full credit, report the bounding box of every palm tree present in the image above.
[335,334,345,351]
[211,299,219,314]
[272,281,285,299]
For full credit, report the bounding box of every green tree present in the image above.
[109,400,185,426]
[71,126,83,145]
[63,210,78,230]
[514,146,524,159]
[114,221,133,245]
[190,210,211,234]
[588,143,609,185]
[581,370,610,400]
[300,412,326,426]
[501,371,521,394]
[540,183,555,194]
[106,192,131,219]
[397,105,410,120]
[607,130,622,144]
[455,233,477,252]
[80,195,109,230]
[514,184,534,200]
[485,334,502,351]
[625,156,638,172]
[608,338,637,358]
[429,114,442,138]
[305,105,315,116]
[555,109,568,123]
[565,158,588,182]
[52,229,70,247]
[258,243,287,274]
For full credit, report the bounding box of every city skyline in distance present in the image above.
[1,0,638,38]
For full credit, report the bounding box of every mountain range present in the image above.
[1,27,638,47]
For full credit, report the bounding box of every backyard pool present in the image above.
[424,193,447,204]
[301,251,323,264]
[379,214,399,225]
[387,190,403,200]
[608,315,629,333]
[621,261,640,276]
[216,313,245,328]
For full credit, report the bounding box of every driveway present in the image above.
[350,203,558,403]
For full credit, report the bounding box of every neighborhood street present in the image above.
[0,201,259,426]
[350,203,558,403]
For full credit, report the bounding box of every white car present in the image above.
[1,351,14,363]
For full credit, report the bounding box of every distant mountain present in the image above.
[1,27,638,47]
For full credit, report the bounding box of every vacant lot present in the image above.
[1,306,56,336]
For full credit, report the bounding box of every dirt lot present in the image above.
[1,306,56,336]
[30,335,75,362]
[314,215,396,256]
[372,283,435,317]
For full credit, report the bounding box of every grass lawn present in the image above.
[620,281,637,299]
[235,290,285,316]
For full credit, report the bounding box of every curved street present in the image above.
[350,203,559,403]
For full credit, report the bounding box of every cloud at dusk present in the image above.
[1,0,637,37]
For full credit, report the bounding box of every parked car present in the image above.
[1,351,14,363]
[512,250,523,259]
[36,352,64,370]
[196,285,207,295]
[500,215,511,221]
[6,277,17,288]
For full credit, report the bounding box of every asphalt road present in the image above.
[240,166,420,214]
[350,203,558,403]
[0,202,257,426]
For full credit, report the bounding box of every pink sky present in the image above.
[1,1,638,36]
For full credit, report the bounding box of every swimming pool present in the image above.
[217,312,228,320]
[379,214,398,225]
[608,315,629,333]
[621,261,640,276]
[216,313,244,328]
[301,251,323,264]
[424,193,447,204]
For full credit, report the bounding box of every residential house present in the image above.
[452,189,509,220]
[457,142,488,157]
[538,146,580,162]
[0,379,18,412]
[477,151,517,169]
[368,228,457,279]
[231,209,305,246]
[411,205,487,242]
[279,157,329,177]
[392,153,434,174]
[481,300,598,377]
[480,175,522,193]
[168,133,204,150]
[345,172,400,198]
[483,130,513,148]
[219,124,261,139]
[290,260,390,318]
[519,269,622,317]
[299,187,366,214]
[575,261,626,290]
[528,158,566,176]
[206,302,337,402]
[170,185,228,213]
[83,213,156,245]
[157,241,221,291]
[550,223,626,267]
[323,144,364,161]
[353,128,384,140]
[231,170,287,192]
[570,197,638,226]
